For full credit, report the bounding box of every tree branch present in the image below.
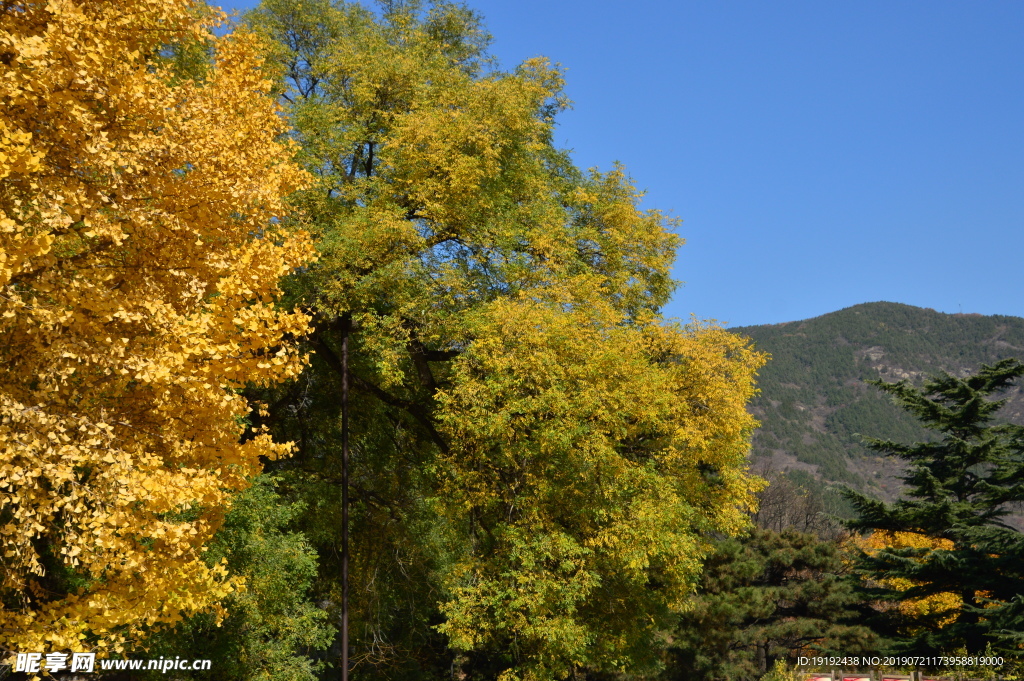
[310,323,450,454]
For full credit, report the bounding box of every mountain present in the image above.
[731,302,1024,509]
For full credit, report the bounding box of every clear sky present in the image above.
[215,0,1024,327]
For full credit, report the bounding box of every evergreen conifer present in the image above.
[845,358,1024,656]
[665,529,875,680]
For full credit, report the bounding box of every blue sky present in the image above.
[216,0,1024,327]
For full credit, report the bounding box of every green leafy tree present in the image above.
[664,529,876,681]
[141,476,335,681]
[243,1,767,679]
[844,358,1024,656]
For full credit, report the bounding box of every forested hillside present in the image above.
[733,302,1024,504]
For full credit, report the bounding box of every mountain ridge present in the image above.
[730,301,1024,507]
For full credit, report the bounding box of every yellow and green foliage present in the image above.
[245,2,767,678]
[854,531,960,625]
[0,0,772,676]
[0,0,311,654]
[435,312,765,678]
[138,475,335,681]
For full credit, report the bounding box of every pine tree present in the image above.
[844,358,1024,656]
[665,528,876,681]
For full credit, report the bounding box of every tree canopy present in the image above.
[241,1,767,678]
[1,1,777,677]
[0,0,311,654]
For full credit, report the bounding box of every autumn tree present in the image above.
[845,359,1024,656]
[244,1,766,679]
[0,0,312,656]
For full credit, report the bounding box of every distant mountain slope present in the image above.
[731,302,1024,504]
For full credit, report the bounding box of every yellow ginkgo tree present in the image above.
[0,0,312,655]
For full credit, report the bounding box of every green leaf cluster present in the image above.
[141,476,335,681]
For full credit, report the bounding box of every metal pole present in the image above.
[341,319,350,681]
